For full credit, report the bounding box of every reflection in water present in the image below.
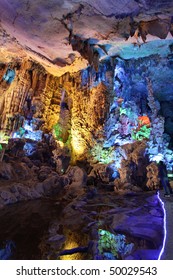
[60,240,80,260]
[0,192,164,260]
[0,240,15,260]
[59,229,88,260]
[0,198,62,260]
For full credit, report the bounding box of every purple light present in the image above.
[157,191,167,260]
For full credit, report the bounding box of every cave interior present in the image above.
[0,0,173,261]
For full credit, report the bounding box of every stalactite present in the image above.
[0,60,47,132]
[146,77,160,120]
[0,55,115,163]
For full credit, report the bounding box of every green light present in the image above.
[0,131,10,144]
[98,229,134,259]
[90,144,113,164]
[53,123,63,141]
[132,125,151,141]
[119,107,127,115]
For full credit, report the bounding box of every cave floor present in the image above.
[0,187,165,260]
[160,189,173,260]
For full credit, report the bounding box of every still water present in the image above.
[0,198,63,259]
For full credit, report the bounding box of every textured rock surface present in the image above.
[1,48,173,164]
[0,139,66,208]
[0,0,173,74]
[0,59,114,163]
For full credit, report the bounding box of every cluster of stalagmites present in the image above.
[0,134,165,260]
[0,55,171,209]
[0,59,113,162]
[0,134,162,209]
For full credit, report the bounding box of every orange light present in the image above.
[138,115,150,128]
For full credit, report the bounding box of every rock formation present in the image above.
[0,0,173,260]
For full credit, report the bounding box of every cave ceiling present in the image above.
[0,0,173,75]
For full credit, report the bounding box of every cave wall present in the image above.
[0,60,47,132]
[0,51,173,165]
[0,58,114,162]
[45,61,114,162]
[113,53,173,138]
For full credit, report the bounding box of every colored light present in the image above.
[150,153,164,162]
[23,122,33,132]
[157,191,167,260]
[60,240,80,260]
[0,131,9,144]
[71,130,85,157]
[138,115,151,128]
[56,140,64,148]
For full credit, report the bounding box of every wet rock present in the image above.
[48,234,65,243]
[27,189,42,199]
[12,162,31,180]
[126,249,160,260]
[0,190,18,204]
[15,185,38,200]
[42,175,62,195]
[63,166,87,198]
[0,173,63,207]
[30,165,39,173]
[89,164,110,184]
[61,175,70,187]
[38,166,53,182]
[64,183,85,199]
[0,162,16,180]
[131,185,143,192]
[145,195,160,206]
[9,183,24,196]
[149,209,163,217]
[35,183,45,195]
[21,157,34,168]
[54,156,70,174]
[114,214,163,248]
[67,166,87,185]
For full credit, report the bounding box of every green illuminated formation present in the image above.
[119,107,127,115]
[119,107,137,122]
[98,229,134,259]
[0,144,2,151]
[132,125,151,141]
[19,127,26,137]
[90,143,113,164]
[0,131,10,144]
[53,123,63,142]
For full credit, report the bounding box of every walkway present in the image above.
[160,189,173,260]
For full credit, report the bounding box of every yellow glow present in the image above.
[60,240,80,260]
[59,229,88,260]
[56,140,64,148]
[25,51,88,76]
[71,130,85,156]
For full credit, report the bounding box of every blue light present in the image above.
[0,240,15,260]
[149,153,164,163]
[23,142,37,156]
[157,191,167,260]
[3,69,15,84]
[23,122,33,132]
[12,121,42,141]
